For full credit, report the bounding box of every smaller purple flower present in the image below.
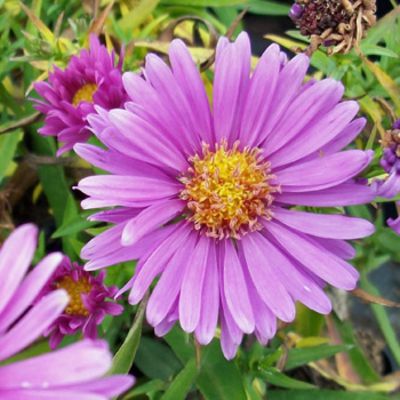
[388,208,400,235]
[33,34,127,155]
[378,119,400,198]
[41,256,123,348]
[0,224,134,398]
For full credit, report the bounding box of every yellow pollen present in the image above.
[72,83,98,106]
[180,140,279,239]
[56,276,92,316]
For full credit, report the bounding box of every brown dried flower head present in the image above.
[289,0,377,55]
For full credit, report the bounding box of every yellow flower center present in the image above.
[180,140,279,239]
[72,83,98,106]
[56,276,92,316]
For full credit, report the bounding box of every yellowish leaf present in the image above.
[20,2,54,44]
[361,55,400,112]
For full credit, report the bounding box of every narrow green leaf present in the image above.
[360,274,400,366]
[51,212,98,238]
[135,337,183,380]
[284,344,352,370]
[258,368,316,389]
[164,327,195,364]
[0,129,22,182]
[123,379,166,399]
[196,341,247,400]
[268,390,391,400]
[161,358,198,400]
[108,297,147,375]
[160,0,245,6]
[30,134,78,227]
[334,318,380,384]
[119,0,160,33]
[240,0,290,16]
[361,44,399,59]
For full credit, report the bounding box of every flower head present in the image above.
[40,256,123,348]
[290,0,376,54]
[33,34,127,155]
[76,33,375,359]
[0,224,133,398]
[378,119,400,198]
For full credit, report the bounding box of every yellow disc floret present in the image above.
[56,276,92,316]
[180,140,279,239]
[72,83,98,106]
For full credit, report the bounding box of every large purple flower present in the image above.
[76,33,375,359]
[39,256,123,349]
[0,224,134,399]
[33,34,127,155]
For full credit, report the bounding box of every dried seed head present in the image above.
[290,0,377,55]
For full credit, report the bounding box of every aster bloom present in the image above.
[40,256,123,349]
[76,33,375,359]
[0,224,134,399]
[378,119,400,198]
[290,0,376,55]
[33,34,127,155]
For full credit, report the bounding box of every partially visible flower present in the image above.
[40,256,123,349]
[0,224,134,399]
[388,206,400,235]
[289,3,304,20]
[378,119,400,198]
[76,33,375,359]
[33,34,127,155]
[290,0,376,55]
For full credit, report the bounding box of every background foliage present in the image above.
[1,0,400,399]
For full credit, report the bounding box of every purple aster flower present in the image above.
[75,33,375,359]
[33,34,127,155]
[377,119,400,198]
[0,224,134,398]
[39,256,123,349]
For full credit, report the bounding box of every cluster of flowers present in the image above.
[4,1,396,396]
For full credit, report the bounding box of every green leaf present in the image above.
[361,44,399,59]
[268,390,391,400]
[258,367,316,389]
[160,0,245,6]
[123,379,166,399]
[160,358,198,400]
[108,298,147,375]
[241,0,290,16]
[119,0,160,33]
[51,212,98,238]
[363,5,400,46]
[165,328,246,399]
[135,337,183,380]
[196,341,247,400]
[0,129,22,182]
[333,318,380,384]
[375,228,400,254]
[165,327,195,364]
[284,344,352,371]
[30,134,78,227]
[360,274,400,366]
